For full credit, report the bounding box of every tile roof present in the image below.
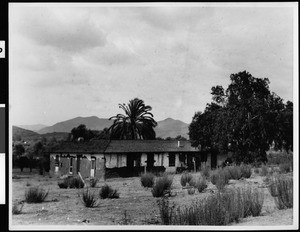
[50,140,110,153]
[50,140,199,153]
[105,140,199,153]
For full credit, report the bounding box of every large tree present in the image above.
[109,98,157,139]
[189,71,293,164]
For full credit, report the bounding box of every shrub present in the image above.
[81,188,98,207]
[268,175,293,209]
[152,175,173,198]
[240,186,264,217]
[279,162,292,174]
[90,178,99,188]
[196,177,208,193]
[224,165,242,180]
[267,151,293,166]
[201,167,210,179]
[69,177,84,188]
[260,165,268,176]
[211,169,229,192]
[140,172,155,188]
[12,201,24,215]
[58,176,84,189]
[25,187,48,203]
[159,186,264,225]
[99,184,119,199]
[58,180,69,189]
[240,164,252,178]
[157,196,176,225]
[187,188,195,195]
[180,172,193,187]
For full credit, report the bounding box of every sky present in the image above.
[9,3,296,126]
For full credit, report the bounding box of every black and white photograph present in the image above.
[8,2,298,230]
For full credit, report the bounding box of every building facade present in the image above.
[49,140,226,179]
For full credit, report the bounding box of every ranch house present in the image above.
[49,140,227,179]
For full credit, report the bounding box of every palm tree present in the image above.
[108,98,157,140]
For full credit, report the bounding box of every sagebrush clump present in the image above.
[158,186,264,225]
[81,188,98,207]
[152,175,173,197]
[180,172,193,187]
[99,184,119,199]
[25,187,49,203]
[211,169,229,192]
[140,172,155,188]
[58,176,84,189]
[268,175,293,209]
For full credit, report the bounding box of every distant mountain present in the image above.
[38,116,113,134]
[13,126,39,141]
[154,118,189,139]
[17,124,48,132]
[23,116,189,139]
[13,126,69,142]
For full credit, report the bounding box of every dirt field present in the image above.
[11,168,294,227]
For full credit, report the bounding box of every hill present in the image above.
[38,116,113,134]
[154,118,189,139]
[22,116,189,139]
[17,124,48,132]
[13,126,69,142]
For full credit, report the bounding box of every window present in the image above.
[169,154,175,167]
[55,155,59,166]
[91,157,96,170]
[69,157,73,174]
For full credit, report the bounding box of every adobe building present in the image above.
[49,140,226,179]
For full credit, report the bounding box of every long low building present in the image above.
[49,139,227,179]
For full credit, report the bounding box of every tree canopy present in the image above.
[189,71,293,164]
[109,98,157,140]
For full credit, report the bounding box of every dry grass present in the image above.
[11,169,293,226]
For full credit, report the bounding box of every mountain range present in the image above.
[15,116,190,140]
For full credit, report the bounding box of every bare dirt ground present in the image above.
[11,168,293,227]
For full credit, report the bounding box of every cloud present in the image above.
[14,7,107,53]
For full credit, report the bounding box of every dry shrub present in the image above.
[152,174,173,198]
[224,165,242,180]
[240,164,252,178]
[268,175,293,209]
[260,165,268,176]
[90,178,99,188]
[157,196,176,225]
[140,172,155,188]
[187,188,195,195]
[240,186,264,217]
[211,169,229,192]
[279,163,292,174]
[12,201,24,215]
[158,186,264,225]
[81,188,98,207]
[195,177,208,193]
[99,184,119,199]
[58,176,84,189]
[25,187,48,203]
[201,167,211,179]
[180,172,193,187]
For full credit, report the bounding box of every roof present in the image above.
[105,140,199,153]
[50,140,199,154]
[50,140,110,153]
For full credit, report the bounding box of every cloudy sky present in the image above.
[9,3,296,126]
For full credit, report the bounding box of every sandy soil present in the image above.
[11,168,294,227]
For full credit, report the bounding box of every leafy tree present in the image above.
[189,71,293,164]
[13,144,25,158]
[70,124,96,141]
[109,98,157,139]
